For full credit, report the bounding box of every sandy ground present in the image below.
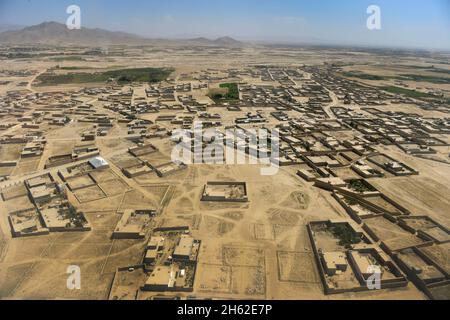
[0,44,447,300]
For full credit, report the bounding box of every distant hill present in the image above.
[0,21,246,47]
[0,21,146,45]
[187,36,243,47]
[213,36,242,46]
[0,24,26,34]
[189,37,211,43]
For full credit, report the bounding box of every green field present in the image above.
[399,74,450,84]
[209,83,240,101]
[343,70,450,84]
[57,66,86,70]
[379,86,438,99]
[50,56,87,61]
[326,222,363,248]
[425,68,450,75]
[342,71,385,81]
[36,67,174,85]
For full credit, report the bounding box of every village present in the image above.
[0,41,449,300]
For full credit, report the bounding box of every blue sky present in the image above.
[0,0,449,49]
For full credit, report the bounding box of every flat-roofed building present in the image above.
[143,265,186,291]
[144,236,165,264]
[201,181,248,202]
[322,251,348,276]
[349,251,375,279]
[112,210,152,239]
[88,156,109,170]
[173,235,194,261]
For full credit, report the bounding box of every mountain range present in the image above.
[0,21,244,47]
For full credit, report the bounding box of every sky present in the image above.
[0,0,449,50]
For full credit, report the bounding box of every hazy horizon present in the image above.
[0,0,449,50]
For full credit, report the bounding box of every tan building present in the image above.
[322,251,348,276]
